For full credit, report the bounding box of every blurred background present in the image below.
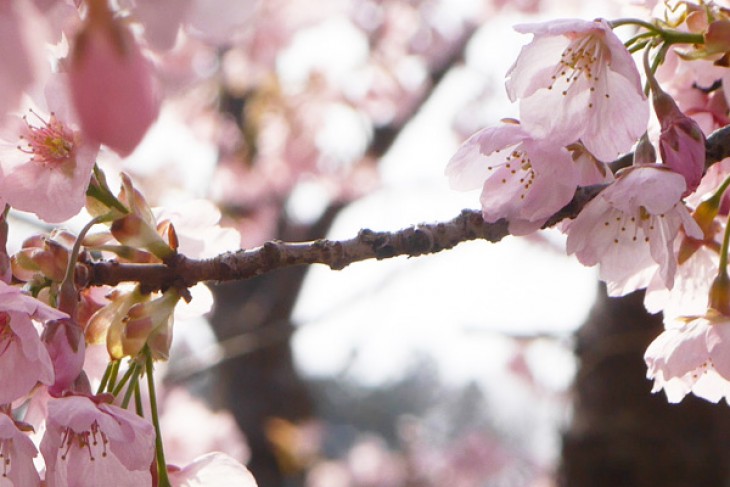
[18,0,730,485]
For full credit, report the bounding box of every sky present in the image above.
[288,0,626,466]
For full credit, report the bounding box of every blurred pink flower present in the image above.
[0,0,50,122]
[0,412,40,486]
[155,199,241,259]
[506,18,648,161]
[41,395,155,487]
[69,1,159,156]
[645,311,730,403]
[0,281,66,405]
[0,76,98,223]
[446,123,589,235]
[168,452,258,487]
[566,166,702,296]
[161,388,250,467]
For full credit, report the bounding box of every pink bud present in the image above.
[69,0,159,156]
[649,74,705,195]
[657,105,706,195]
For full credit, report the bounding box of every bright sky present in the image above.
[289,0,624,465]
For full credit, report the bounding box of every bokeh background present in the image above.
[15,0,730,485]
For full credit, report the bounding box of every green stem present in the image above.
[111,362,138,397]
[106,359,121,393]
[719,212,730,274]
[58,215,103,315]
[610,18,662,34]
[661,30,704,45]
[121,365,141,409]
[96,361,114,395]
[134,380,144,417]
[624,31,656,49]
[146,347,171,487]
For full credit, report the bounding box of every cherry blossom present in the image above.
[0,77,98,223]
[0,281,66,405]
[69,0,159,156]
[168,452,258,487]
[0,0,50,124]
[565,166,702,296]
[506,18,649,161]
[42,319,86,396]
[644,310,730,403]
[0,412,41,486]
[446,123,593,235]
[41,395,155,487]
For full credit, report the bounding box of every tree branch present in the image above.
[80,124,730,292]
[83,186,600,291]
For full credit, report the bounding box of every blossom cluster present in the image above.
[446,3,730,406]
[0,1,258,486]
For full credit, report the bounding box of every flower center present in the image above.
[548,34,608,104]
[59,420,109,462]
[488,147,536,200]
[17,110,75,167]
[0,438,13,478]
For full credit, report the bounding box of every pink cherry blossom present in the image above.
[42,319,86,396]
[0,281,66,405]
[506,18,649,161]
[446,123,589,235]
[69,0,159,156]
[168,452,258,487]
[0,412,41,486]
[0,76,99,223]
[645,310,730,403]
[41,395,155,487]
[565,165,702,296]
[0,0,50,123]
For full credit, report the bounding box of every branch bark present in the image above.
[84,185,598,291]
[81,125,730,293]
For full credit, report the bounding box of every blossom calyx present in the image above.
[121,289,180,361]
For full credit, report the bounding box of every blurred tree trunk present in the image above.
[560,285,730,487]
[208,210,340,487]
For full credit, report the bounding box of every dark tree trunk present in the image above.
[560,285,730,487]
[209,268,312,487]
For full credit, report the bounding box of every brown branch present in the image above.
[80,124,730,292]
[83,186,600,291]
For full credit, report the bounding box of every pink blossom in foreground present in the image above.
[645,310,730,403]
[0,281,66,405]
[0,77,99,223]
[506,18,648,161]
[42,319,86,396]
[0,412,40,486]
[41,395,155,487]
[0,0,49,123]
[69,0,159,156]
[446,123,584,235]
[566,166,702,296]
[168,452,258,487]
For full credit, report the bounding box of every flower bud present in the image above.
[69,0,159,156]
[122,289,180,360]
[647,62,705,195]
